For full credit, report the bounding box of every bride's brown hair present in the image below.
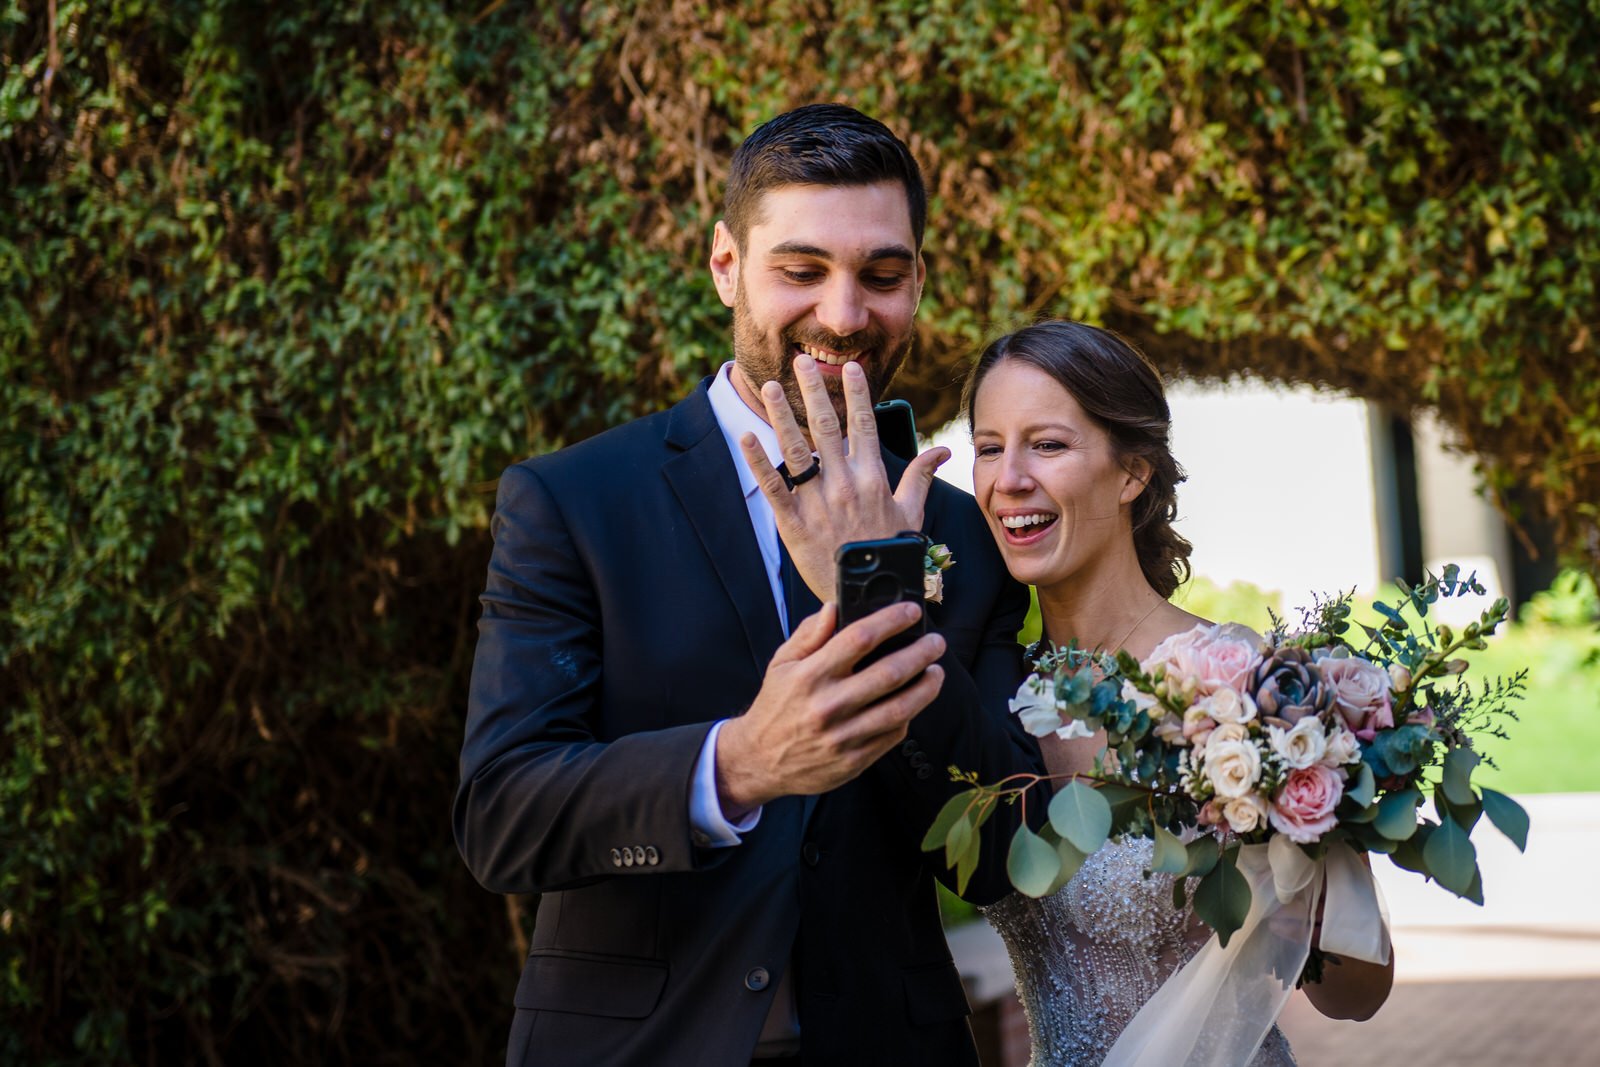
[962,320,1193,599]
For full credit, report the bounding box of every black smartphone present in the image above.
[873,399,919,462]
[836,534,927,668]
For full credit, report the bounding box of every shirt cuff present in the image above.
[689,720,762,848]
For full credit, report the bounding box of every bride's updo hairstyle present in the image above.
[963,320,1194,599]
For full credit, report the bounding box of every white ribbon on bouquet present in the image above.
[1102,838,1391,1067]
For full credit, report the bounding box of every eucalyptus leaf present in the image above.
[1440,747,1480,807]
[1183,837,1221,878]
[1007,826,1062,898]
[955,829,983,896]
[1192,853,1252,947]
[944,813,972,869]
[1389,825,1430,874]
[1048,780,1113,854]
[1436,788,1483,833]
[1049,834,1091,896]
[1345,761,1376,808]
[923,792,972,853]
[1342,802,1379,824]
[1422,815,1478,897]
[1373,789,1422,841]
[1480,788,1530,852]
[1151,824,1188,875]
[1463,865,1485,906]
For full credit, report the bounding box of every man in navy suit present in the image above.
[454,104,1043,1066]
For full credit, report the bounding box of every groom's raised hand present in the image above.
[739,355,949,603]
[714,600,946,818]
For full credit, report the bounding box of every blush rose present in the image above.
[1268,764,1344,843]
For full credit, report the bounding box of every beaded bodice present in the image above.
[984,836,1296,1066]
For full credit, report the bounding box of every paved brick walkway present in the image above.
[1280,976,1600,1066]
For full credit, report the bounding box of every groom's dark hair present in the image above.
[723,103,927,252]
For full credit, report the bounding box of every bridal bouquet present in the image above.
[926,566,1529,952]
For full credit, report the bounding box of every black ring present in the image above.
[778,456,821,490]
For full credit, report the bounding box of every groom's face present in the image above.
[709,181,925,430]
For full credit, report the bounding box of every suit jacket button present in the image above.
[645,845,660,865]
[801,841,820,867]
[900,739,919,757]
[610,848,624,867]
[745,967,770,991]
[632,845,647,866]
[909,752,928,769]
[916,764,933,780]
[621,847,634,867]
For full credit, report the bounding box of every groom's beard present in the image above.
[730,281,913,430]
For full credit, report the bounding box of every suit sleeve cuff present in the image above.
[689,720,761,848]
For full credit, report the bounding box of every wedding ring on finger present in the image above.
[778,456,821,490]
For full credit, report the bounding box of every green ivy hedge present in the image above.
[3,1,1596,1061]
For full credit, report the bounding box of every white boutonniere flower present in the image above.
[923,541,954,603]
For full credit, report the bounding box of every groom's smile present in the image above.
[709,181,926,433]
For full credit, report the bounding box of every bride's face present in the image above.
[971,360,1147,589]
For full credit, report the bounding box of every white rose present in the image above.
[1204,738,1263,799]
[923,571,945,603]
[1009,675,1063,737]
[1222,793,1270,834]
[1205,722,1251,755]
[1199,686,1258,725]
[1322,724,1362,768]
[1267,717,1328,770]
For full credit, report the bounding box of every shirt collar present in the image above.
[708,362,782,501]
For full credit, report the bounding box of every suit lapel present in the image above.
[661,386,787,671]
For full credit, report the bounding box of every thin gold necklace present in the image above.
[1104,597,1162,655]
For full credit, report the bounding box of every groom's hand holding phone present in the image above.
[721,355,954,818]
[714,599,945,820]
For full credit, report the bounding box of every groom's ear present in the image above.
[709,220,740,308]
[1119,456,1153,505]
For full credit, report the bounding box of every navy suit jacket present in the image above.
[454,381,1043,1066]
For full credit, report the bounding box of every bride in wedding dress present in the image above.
[963,321,1394,1065]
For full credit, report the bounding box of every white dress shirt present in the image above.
[687,361,803,1054]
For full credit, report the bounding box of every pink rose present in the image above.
[1145,623,1263,699]
[1317,655,1395,741]
[1268,765,1344,844]
[1197,799,1223,827]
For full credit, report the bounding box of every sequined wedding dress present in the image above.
[984,836,1297,1067]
